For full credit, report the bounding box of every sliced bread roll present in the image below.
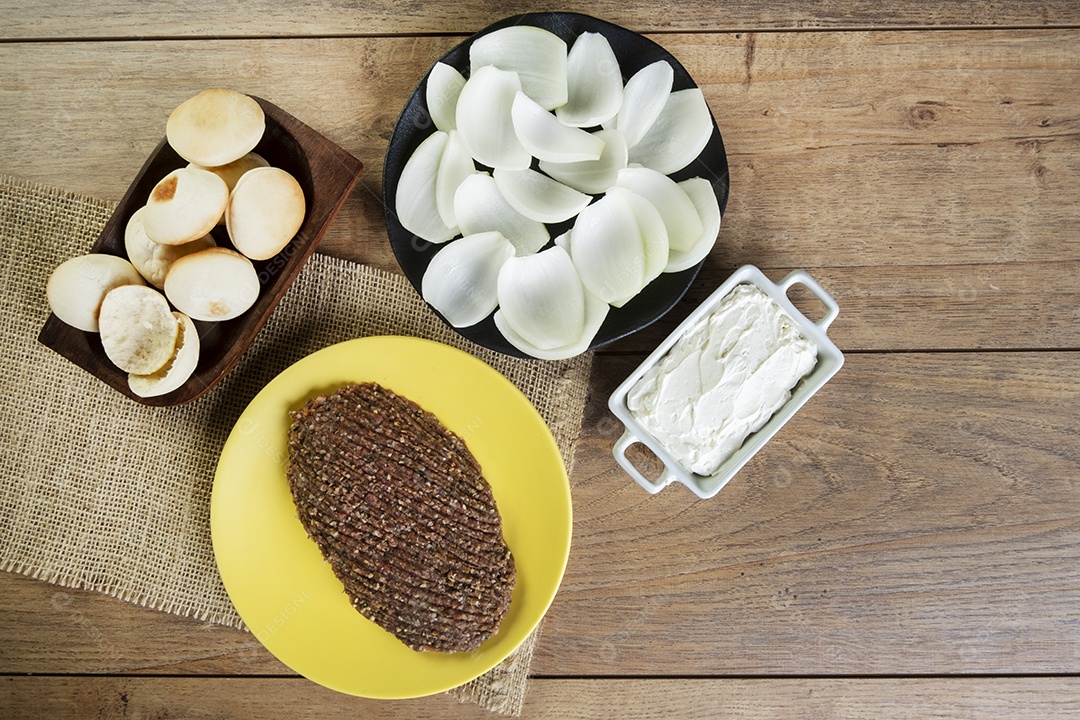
[98,285,179,374]
[128,312,200,397]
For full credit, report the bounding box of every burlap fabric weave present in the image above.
[0,175,592,716]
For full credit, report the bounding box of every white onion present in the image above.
[511,92,605,163]
[496,246,586,350]
[606,186,668,296]
[469,25,568,110]
[435,130,475,228]
[614,60,673,148]
[538,127,628,195]
[615,166,703,253]
[426,62,466,132]
[495,285,609,360]
[455,65,531,170]
[395,130,457,243]
[567,192,647,306]
[556,32,623,128]
[493,167,592,224]
[453,172,549,256]
[666,177,722,272]
[627,88,714,175]
[422,231,515,327]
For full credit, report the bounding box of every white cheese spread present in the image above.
[626,284,818,476]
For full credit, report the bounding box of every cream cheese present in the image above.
[626,284,818,476]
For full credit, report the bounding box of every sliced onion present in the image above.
[606,186,668,296]
[455,65,531,170]
[627,88,714,175]
[421,231,515,327]
[454,172,549,256]
[539,128,628,195]
[615,167,703,253]
[666,177,722,272]
[426,62,466,132]
[493,167,591,224]
[511,92,605,163]
[614,60,673,148]
[495,284,609,360]
[469,26,568,111]
[435,130,475,228]
[496,246,585,350]
[556,32,623,128]
[567,192,647,306]
[395,130,457,244]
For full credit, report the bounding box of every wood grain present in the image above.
[2,0,1079,40]
[3,676,1080,719]
[3,3,1080,717]
[1,31,1078,353]
[3,352,1077,677]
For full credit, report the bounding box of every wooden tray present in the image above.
[38,96,364,406]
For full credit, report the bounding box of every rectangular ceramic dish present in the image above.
[608,264,844,499]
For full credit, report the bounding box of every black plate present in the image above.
[383,12,729,358]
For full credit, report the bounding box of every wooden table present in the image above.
[3,2,1080,717]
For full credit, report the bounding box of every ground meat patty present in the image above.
[286,382,516,653]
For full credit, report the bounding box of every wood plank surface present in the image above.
[3,676,1080,719]
[2,0,1079,41]
[2,2,1079,717]
[1,31,1078,352]
[3,352,1077,677]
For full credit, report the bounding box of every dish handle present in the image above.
[778,270,840,331]
[612,430,679,494]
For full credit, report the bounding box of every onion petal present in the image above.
[615,166,703,253]
[568,192,647,306]
[426,62,466,132]
[666,177,722,272]
[421,231,515,327]
[615,60,673,148]
[494,167,592,224]
[454,172,549,256]
[539,127,628,195]
[627,88,714,175]
[556,32,623,128]
[495,284,609,360]
[607,186,668,296]
[512,92,605,163]
[395,130,457,244]
[455,65,531,170]
[496,246,585,350]
[435,131,475,228]
[469,26,568,110]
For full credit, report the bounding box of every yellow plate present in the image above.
[211,336,572,698]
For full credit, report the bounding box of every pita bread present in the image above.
[124,206,215,288]
[226,166,307,260]
[128,312,200,397]
[46,253,145,332]
[166,88,265,167]
[164,247,259,321]
[142,167,228,246]
[98,285,179,374]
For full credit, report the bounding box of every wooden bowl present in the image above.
[38,96,364,406]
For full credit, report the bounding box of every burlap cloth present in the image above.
[0,175,593,716]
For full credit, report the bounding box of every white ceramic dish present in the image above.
[608,264,844,498]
